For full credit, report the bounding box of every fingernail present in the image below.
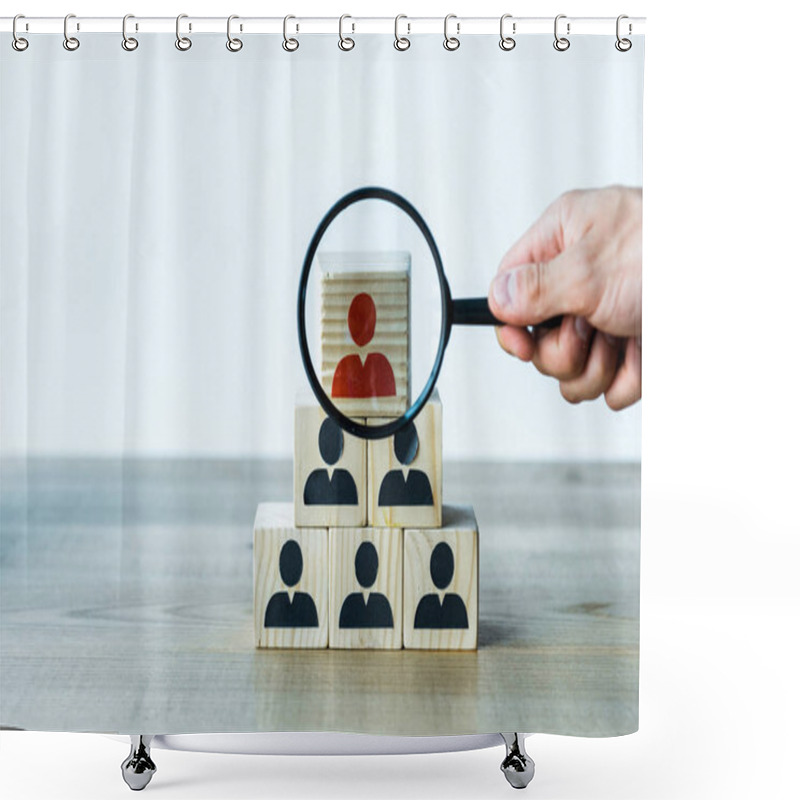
[574,316,592,342]
[603,332,621,348]
[490,271,513,310]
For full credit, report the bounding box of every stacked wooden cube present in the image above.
[254,252,478,650]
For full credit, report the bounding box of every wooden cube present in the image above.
[329,527,403,649]
[320,252,409,419]
[294,398,366,528]
[404,505,479,650]
[253,503,328,648]
[368,390,442,528]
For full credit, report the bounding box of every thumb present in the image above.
[488,252,586,327]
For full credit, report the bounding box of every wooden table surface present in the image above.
[0,458,639,737]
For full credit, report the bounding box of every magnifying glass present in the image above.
[297,186,561,440]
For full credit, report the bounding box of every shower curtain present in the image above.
[1,28,643,738]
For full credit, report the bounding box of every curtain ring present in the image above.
[12,14,29,51]
[63,13,80,51]
[394,14,410,51]
[615,15,632,51]
[175,14,192,51]
[122,14,138,51]
[443,14,460,51]
[338,14,355,51]
[226,15,243,52]
[282,15,299,52]
[553,14,570,51]
[499,14,515,51]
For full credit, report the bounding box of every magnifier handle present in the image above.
[452,297,563,330]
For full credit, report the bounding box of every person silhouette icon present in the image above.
[413,542,469,629]
[264,540,319,628]
[303,417,359,506]
[331,292,396,398]
[378,422,434,506]
[338,542,394,629]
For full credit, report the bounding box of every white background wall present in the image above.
[0,4,641,462]
[1,1,799,800]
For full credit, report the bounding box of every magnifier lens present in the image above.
[301,192,444,439]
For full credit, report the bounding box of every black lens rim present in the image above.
[297,186,451,440]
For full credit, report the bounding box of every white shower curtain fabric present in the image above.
[1,32,643,737]
[1,33,642,462]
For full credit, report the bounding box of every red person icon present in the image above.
[332,293,396,398]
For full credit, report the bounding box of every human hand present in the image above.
[488,186,642,410]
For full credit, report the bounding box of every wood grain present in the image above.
[294,399,366,528]
[328,527,403,650]
[368,390,442,528]
[404,505,478,650]
[253,503,328,648]
[320,253,409,419]
[0,458,640,736]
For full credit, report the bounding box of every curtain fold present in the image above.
[1,30,643,738]
[1,33,642,461]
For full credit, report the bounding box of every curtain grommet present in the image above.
[443,14,460,51]
[226,15,243,52]
[175,14,192,51]
[553,14,570,52]
[394,14,410,51]
[282,15,299,52]
[615,15,632,51]
[121,14,138,51]
[63,13,80,51]
[499,14,516,51]
[12,14,29,51]
[338,14,355,51]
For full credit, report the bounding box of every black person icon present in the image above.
[303,417,359,506]
[377,421,434,506]
[338,541,394,628]
[264,539,319,628]
[413,542,468,629]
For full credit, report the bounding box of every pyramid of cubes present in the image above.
[253,252,479,650]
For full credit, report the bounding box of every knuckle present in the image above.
[604,391,625,411]
[540,354,578,381]
[581,381,605,401]
[495,327,510,353]
[560,383,582,404]
[530,354,554,378]
[560,343,586,379]
[560,363,583,381]
[560,188,581,208]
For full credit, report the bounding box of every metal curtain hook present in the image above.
[338,14,355,51]
[553,14,570,51]
[175,13,192,50]
[499,13,515,51]
[63,13,80,51]
[615,14,632,51]
[394,14,410,51]
[122,14,138,51]
[12,14,29,51]
[226,14,243,51]
[283,15,299,51]
[443,14,460,51]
